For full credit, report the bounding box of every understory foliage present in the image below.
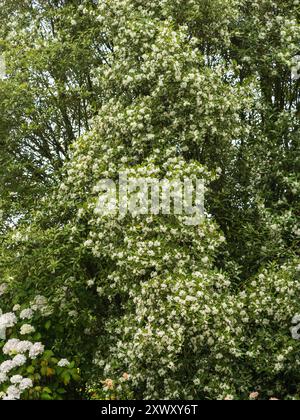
[0,0,299,400]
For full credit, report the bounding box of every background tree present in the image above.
[0,0,107,225]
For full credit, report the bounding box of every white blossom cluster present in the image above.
[0,311,17,340]
[1,377,33,401]
[0,283,8,297]
[20,308,34,320]
[58,359,70,368]
[0,307,46,400]
[0,349,33,401]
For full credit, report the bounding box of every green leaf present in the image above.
[41,393,52,401]
[45,321,51,330]
[27,366,35,374]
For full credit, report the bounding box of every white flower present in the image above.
[31,295,48,311]
[20,324,35,336]
[3,339,20,355]
[16,341,33,354]
[13,305,21,312]
[12,354,27,367]
[84,240,93,248]
[0,312,17,328]
[19,378,33,391]
[207,337,214,346]
[0,373,7,384]
[6,385,21,400]
[29,342,44,359]
[0,360,15,374]
[58,359,70,367]
[3,339,33,355]
[87,280,95,287]
[201,256,209,264]
[0,283,8,296]
[0,312,17,339]
[20,308,34,320]
[10,375,23,384]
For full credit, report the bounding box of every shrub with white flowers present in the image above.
[0,305,80,400]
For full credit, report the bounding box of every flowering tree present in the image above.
[0,0,299,400]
